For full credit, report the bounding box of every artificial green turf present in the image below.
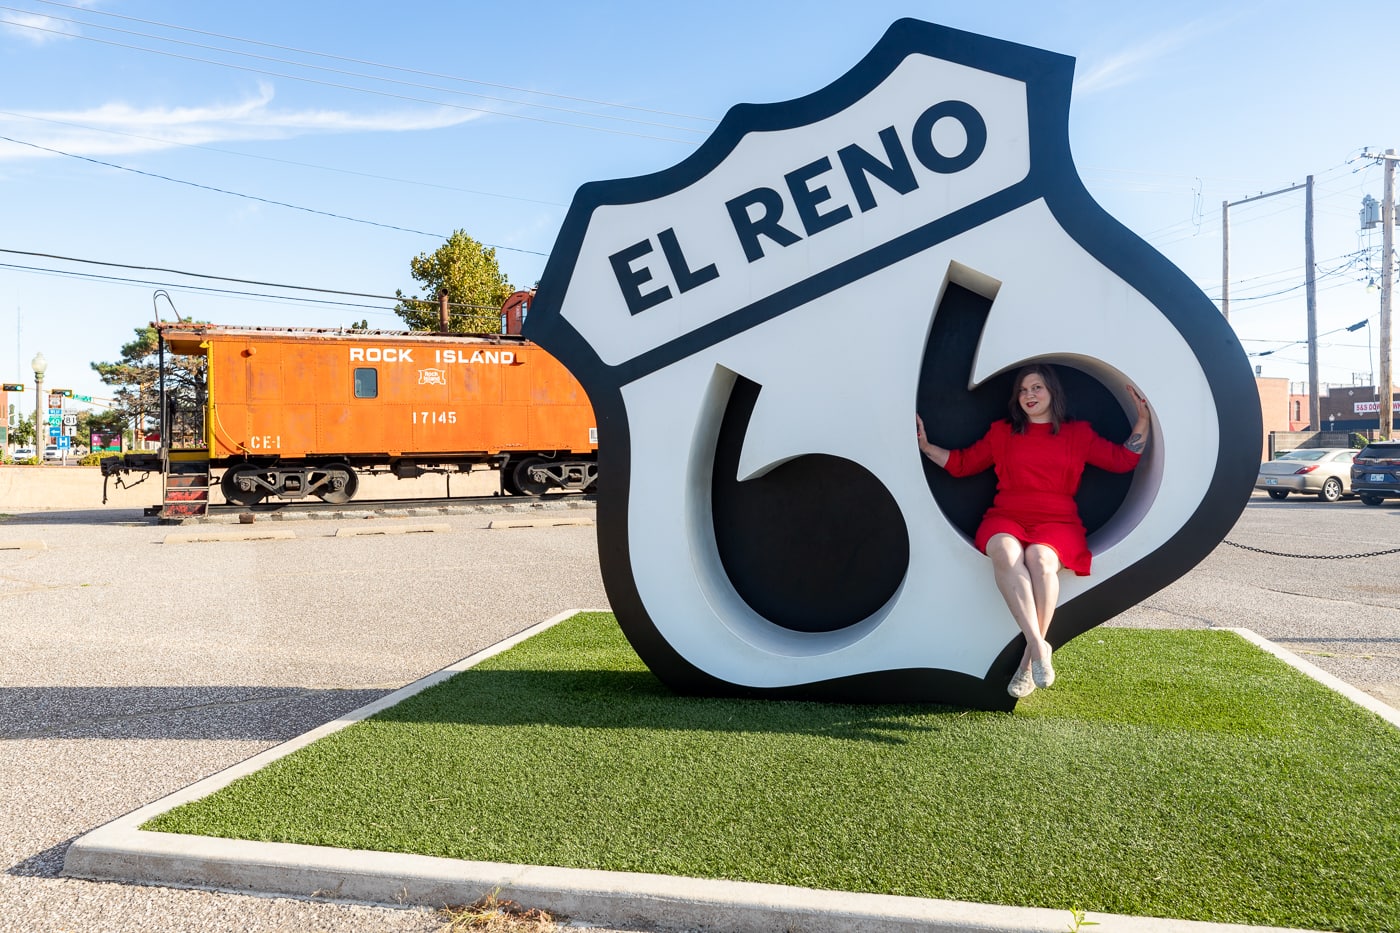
[146,613,1400,932]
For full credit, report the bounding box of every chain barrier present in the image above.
[1222,539,1400,560]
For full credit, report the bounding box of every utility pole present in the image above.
[1221,200,1230,320]
[1305,176,1319,430]
[1365,150,1397,439]
[1221,181,1316,424]
[1382,150,1395,439]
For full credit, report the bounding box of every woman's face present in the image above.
[1018,372,1052,422]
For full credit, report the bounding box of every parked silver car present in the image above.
[1256,448,1357,502]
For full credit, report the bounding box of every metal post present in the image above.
[1220,199,1230,320]
[1381,151,1396,440]
[1305,176,1320,430]
[31,358,44,466]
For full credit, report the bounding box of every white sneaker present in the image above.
[1007,667,1036,698]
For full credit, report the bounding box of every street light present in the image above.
[30,352,46,466]
[1346,319,1373,390]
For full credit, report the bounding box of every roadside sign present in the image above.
[61,425,76,437]
[62,413,77,426]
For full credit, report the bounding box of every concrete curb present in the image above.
[62,623,1370,933]
[1226,627,1400,728]
[0,539,46,550]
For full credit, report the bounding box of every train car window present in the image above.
[354,367,378,399]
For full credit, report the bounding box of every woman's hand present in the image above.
[1124,385,1150,454]
[915,413,950,467]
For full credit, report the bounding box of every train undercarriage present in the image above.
[101,451,598,514]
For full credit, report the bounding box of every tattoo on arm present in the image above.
[1124,432,1146,454]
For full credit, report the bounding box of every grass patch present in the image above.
[146,614,1400,932]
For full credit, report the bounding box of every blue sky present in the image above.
[0,0,1395,406]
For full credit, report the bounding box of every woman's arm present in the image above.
[1124,385,1150,454]
[915,414,951,468]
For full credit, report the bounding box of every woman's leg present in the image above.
[1021,544,1062,686]
[986,534,1050,668]
[1023,543,1062,640]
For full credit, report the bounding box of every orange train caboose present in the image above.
[102,321,597,516]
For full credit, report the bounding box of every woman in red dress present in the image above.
[915,366,1151,698]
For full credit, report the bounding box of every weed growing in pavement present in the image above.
[1067,905,1099,932]
[438,890,558,932]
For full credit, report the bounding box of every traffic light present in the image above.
[54,388,73,397]
[1,383,23,392]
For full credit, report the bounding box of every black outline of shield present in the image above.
[525,18,1260,710]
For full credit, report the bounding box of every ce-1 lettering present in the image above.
[247,434,282,449]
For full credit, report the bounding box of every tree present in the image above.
[393,230,513,333]
[92,325,206,449]
[11,412,35,447]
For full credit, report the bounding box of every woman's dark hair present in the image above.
[1008,364,1067,434]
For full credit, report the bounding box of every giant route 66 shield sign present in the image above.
[525,19,1259,710]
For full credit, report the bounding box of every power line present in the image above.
[0,259,401,314]
[0,133,549,256]
[0,108,568,209]
[24,0,718,125]
[0,247,508,311]
[0,4,710,136]
[0,14,702,144]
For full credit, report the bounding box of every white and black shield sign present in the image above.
[526,19,1258,710]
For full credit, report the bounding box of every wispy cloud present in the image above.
[1073,18,1221,95]
[0,83,482,160]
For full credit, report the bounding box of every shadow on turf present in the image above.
[373,668,975,744]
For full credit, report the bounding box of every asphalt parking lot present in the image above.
[0,494,1396,932]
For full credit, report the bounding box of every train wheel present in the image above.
[501,468,523,496]
[221,465,267,507]
[315,463,359,504]
[510,456,552,496]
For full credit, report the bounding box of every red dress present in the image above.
[943,420,1140,575]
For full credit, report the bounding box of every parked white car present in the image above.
[1256,448,1356,502]
[12,445,36,460]
[42,445,63,461]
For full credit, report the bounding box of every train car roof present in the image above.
[154,322,529,356]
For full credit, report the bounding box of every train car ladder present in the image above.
[161,456,211,519]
